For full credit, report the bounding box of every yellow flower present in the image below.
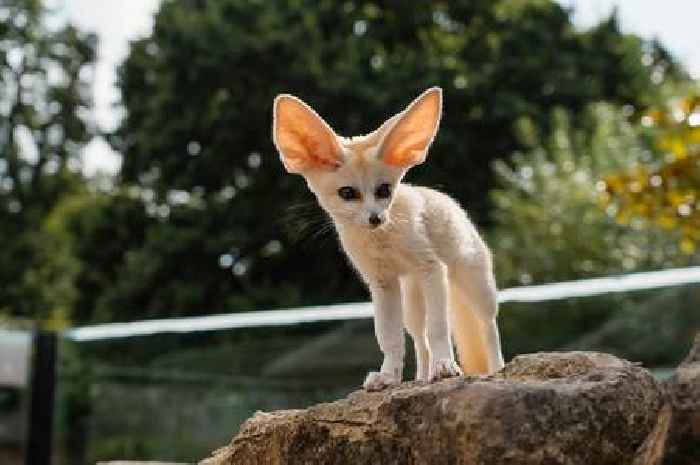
[680,238,696,255]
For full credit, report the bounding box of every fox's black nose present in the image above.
[369,213,382,227]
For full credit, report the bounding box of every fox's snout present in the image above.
[368,212,383,228]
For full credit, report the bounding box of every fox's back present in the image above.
[398,184,487,265]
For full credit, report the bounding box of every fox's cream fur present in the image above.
[273,87,504,391]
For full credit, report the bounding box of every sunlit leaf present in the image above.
[604,91,700,249]
[680,238,696,255]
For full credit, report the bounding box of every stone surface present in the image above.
[632,404,673,465]
[200,351,663,465]
[662,333,700,464]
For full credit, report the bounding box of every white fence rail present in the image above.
[65,266,700,342]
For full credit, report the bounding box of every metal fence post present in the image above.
[26,331,57,465]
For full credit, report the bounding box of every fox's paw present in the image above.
[428,359,462,383]
[415,365,429,383]
[363,371,400,391]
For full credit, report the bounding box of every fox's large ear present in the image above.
[379,87,442,168]
[273,94,343,174]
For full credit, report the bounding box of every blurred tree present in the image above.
[97,0,685,319]
[564,284,700,367]
[490,104,699,366]
[0,0,96,320]
[601,91,700,254]
[30,188,152,323]
[490,103,697,288]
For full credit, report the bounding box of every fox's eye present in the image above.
[338,186,360,201]
[375,183,391,199]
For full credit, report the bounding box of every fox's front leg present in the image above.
[364,279,405,391]
[422,264,462,381]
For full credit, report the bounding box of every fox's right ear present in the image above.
[273,95,343,174]
[378,87,442,168]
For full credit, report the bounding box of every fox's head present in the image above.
[273,87,442,229]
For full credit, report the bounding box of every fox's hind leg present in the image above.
[448,259,505,373]
[401,275,429,382]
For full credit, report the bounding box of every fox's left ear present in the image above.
[379,87,442,168]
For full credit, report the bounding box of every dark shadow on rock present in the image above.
[660,332,700,465]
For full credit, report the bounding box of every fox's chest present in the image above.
[338,226,433,280]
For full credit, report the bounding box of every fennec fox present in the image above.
[272,87,504,391]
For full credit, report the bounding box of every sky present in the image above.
[57,0,161,176]
[56,0,700,176]
[565,0,700,76]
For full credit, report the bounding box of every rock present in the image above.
[662,333,700,464]
[632,404,672,465]
[200,351,663,465]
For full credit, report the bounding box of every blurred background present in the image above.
[1,0,699,463]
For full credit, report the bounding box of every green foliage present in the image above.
[0,0,692,324]
[0,0,96,321]
[490,103,700,367]
[32,189,152,323]
[491,103,697,288]
[565,285,700,367]
[602,91,700,253]
[100,0,679,319]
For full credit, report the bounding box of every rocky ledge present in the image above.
[200,351,675,465]
[665,333,700,462]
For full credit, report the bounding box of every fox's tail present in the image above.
[448,271,504,374]
[449,283,490,373]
